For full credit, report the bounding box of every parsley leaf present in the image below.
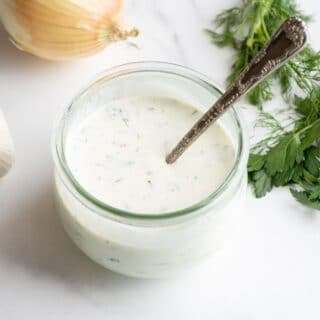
[290,189,320,210]
[304,146,320,177]
[248,154,265,172]
[249,169,272,198]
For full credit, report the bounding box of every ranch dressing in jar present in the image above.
[53,62,248,278]
[66,96,236,214]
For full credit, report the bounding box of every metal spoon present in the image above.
[166,17,307,164]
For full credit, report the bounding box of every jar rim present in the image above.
[53,61,248,223]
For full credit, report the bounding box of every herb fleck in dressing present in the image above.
[66,96,236,213]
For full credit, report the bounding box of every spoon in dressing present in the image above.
[166,17,307,164]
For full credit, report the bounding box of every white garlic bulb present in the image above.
[0,110,15,178]
[0,0,138,61]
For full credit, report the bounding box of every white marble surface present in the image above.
[1,0,320,319]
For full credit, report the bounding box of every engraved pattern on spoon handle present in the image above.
[166,17,307,164]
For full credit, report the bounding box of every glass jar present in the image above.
[52,62,249,278]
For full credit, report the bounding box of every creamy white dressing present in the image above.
[65,96,236,214]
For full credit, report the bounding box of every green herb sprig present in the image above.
[207,0,320,210]
[207,0,320,108]
[248,90,320,208]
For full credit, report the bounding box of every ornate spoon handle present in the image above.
[166,17,307,164]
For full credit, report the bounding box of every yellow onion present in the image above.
[0,0,139,61]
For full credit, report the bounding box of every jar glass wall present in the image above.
[53,62,249,278]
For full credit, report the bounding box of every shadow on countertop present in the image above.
[0,177,151,294]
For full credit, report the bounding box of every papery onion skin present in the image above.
[0,0,138,61]
[0,110,15,178]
